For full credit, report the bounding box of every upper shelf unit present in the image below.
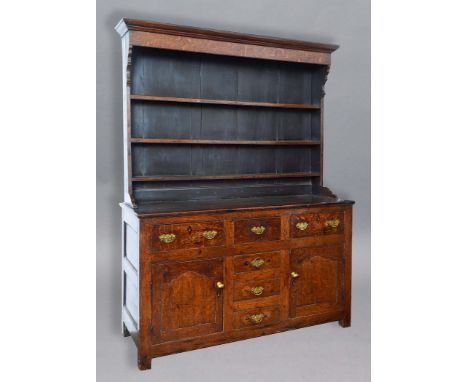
[117,18,336,206]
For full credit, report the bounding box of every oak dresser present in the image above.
[115,18,354,370]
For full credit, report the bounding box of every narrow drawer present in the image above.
[233,278,280,302]
[290,211,344,238]
[233,306,280,330]
[150,221,225,252]
[234,217,281,244]
[233,252,280,274]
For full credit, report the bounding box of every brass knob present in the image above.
[216,281,225,289]
[291,271,299,279]
[249,313,265,324]
[296,221,309,231]
[325,219,340,228]
[249,258,265,268]
[251,226,266,235]
[250,286,264,296]
[203,230,218,240]
[159,233,176,243]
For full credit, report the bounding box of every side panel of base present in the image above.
[121,205,141,353]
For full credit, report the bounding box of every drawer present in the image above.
[233,252,280,274]
[290,211,344,238]
[233,306,280,330]
[233,278,280,302]
[234,216,281,244]
[150,221,225,252]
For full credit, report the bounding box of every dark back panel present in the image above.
[130,47,327,204]
[132,102,320,141]
[132,47,327,104]
[132,48,201,98]
[132,144,319,177]
[134,178,317,202]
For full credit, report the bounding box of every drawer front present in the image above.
[233,252,280,274]
[290,211,344,238]
[233,306,280,330]
[150,221,225,252]
[233,278,280,302]
[234,217,281,244]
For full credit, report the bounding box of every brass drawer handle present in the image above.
[249,258,265,268]
[216,281,225,289]
[249,313,265,324]
[250,286,264,296]
[291,271,299,279]
[325,219,340,228]
[159,233,176,243]
[202,230,218,240]
[296,221,309,231]
[251,226,266,235]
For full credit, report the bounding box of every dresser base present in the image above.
[121,199,353,371]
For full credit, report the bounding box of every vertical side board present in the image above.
[121,205,140,343]
[120,31,136,206]
[339,204,353,327]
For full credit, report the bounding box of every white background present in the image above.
[0,0,467,381]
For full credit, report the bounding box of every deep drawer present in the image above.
[290,211,344,238]
[233,306,281,330]
[233,216,281,244]
[233,278,280,302]
[150,221,226,252]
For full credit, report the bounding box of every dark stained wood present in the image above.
[130,138,321,145]
[130,94,321,110]
[133,182,317,205]
[234,216,281,244]
[116,18,353,371]
[137,220,153,370]
[340,205,353,327]
[132,172,320,182]
[122,23,328,204]
[131,144,318,183]
[126,194,352,217]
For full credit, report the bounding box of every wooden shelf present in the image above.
[132,194,351,216]
[132,172,320,182]
[130,138,321,145]
[130,94,320,110]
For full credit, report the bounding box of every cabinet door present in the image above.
[151,258,224,344]
[289,246,344,318]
